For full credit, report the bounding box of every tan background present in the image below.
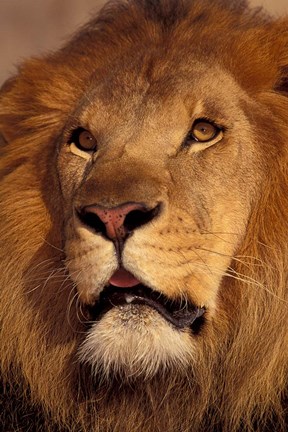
[0,0,287,85]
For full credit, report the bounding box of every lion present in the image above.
[0,0,288,430]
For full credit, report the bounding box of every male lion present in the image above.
[0,0,288,431]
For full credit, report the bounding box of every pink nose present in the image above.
[88,203,146,240]
[78,202,160,241]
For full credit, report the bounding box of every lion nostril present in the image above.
[77,202,161,242]
[77,209,107,236]
[124,205,161,232]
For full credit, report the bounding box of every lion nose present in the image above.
[77,202,161,242]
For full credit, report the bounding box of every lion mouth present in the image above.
[87,279,206,330]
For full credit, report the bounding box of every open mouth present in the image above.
[86,270,206,331]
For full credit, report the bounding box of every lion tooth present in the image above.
[125,294,135,304]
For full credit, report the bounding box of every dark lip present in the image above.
[86,284,206,330]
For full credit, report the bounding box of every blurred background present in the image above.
[0,0,287,85]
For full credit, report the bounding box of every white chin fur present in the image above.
[79,305,195,381]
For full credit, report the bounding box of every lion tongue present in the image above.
[109,268,140,288]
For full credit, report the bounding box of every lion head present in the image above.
[1,0,288,431]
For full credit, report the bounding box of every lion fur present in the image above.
[1,1,288,431]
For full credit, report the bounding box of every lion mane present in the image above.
[1,0,288,431]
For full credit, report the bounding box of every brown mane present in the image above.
[1,1,288,431]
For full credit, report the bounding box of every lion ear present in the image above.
[0,76,18,144]
[274,66,288,95]
[0,133,8,147]
[271,19,288,95]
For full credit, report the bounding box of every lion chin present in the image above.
[79,304,196,380]
[1,0,288,431]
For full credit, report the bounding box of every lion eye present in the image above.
[70,128,97,152]
[189,120,220,143]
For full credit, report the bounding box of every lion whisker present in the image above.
[193,246,269,270]
[40,237,65,253]
[24,257,58,277]
[185,262,288,304]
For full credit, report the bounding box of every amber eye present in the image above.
[70,128,97,152]
[189,120,220,143]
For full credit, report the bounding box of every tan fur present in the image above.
[1,0,288,431]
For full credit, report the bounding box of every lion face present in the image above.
[59,59,262,378]
[1,1,288,431]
